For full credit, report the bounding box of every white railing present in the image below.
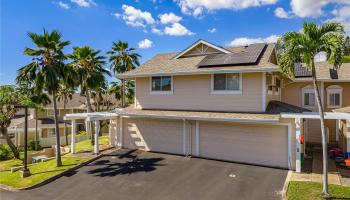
[39,135,89,147]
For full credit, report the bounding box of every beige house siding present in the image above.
[135,73,263,112]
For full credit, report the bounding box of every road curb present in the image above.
[282,170,292,200]
[0,147,117,191]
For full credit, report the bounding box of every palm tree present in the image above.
[57,83,75,145]
[16,29,70,167]
[277,21,346,197]
[68,46,109,113]
[108,81,134,106]
[107,41,140,107]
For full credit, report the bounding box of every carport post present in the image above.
[71,119,76,154]
[295,118,302,173]
[94,120,100,154]
[108,119,115,147]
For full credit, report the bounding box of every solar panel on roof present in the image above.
[198,43,267,67]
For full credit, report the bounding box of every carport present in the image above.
[281,112,350,172]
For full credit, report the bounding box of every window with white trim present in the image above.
[302,85,315,108]
[327,85,342,108]
[150,76,172,94]
[212,73,241,94]
[48,128,55,137]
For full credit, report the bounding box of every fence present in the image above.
[39,135,89,147]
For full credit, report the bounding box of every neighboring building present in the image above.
[6,93,117,147]
[66,39,350,172]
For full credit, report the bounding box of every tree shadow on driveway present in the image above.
[87,150,165,177]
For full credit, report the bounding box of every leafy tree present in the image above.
[0,85,34,159]
[16,30,70,166]
[68,46,110,113]
[277,21,346,197]
[57,82,75,145]
[108,81,134,106]
[107,41,140,107]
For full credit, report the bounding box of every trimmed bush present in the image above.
[0,145,14,161]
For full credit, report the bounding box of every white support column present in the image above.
[71,119,76,154]
[295,118,302,173]
[118,117,123,147]
[108,119,115,147]
[347,120,350,153]
[195,121,200,156]
[94,120,100,154]
[336,120,340,142]
[182,119,187,155]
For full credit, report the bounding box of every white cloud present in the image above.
[228,35,279,47]
[329,6,350,33]
[138,39,153,49]
[151,27,163,35]
[159,12,182,24]
[290,0,350,18]
[111,12,121,18]
[121,5,155,27]
[208,28,216,33]
[71,0,96,7]
[274,7,292,19]
[176,0,278,17]
[314,51,327,62]
[164,22,194,36]
[58,1,70,9]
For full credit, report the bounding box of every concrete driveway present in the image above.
[1,149,288,200]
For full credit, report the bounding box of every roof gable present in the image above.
[173,39,231,59]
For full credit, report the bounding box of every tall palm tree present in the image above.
[68,46,109,113]
[16,29,70,167]
[57,83,75,145]
[277,21,346,197]
[107,41,140,107]
[108,81,134,106]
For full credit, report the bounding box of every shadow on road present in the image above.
[87,150,165,177]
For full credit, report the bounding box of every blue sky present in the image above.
[1,0,349,84]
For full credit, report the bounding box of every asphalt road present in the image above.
[1,149,288,200]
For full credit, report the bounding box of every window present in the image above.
[302,85,315,108]
[47,109,54,117]
[212,73,242,94]
[327,85,342,108]
[48,128,55,137]
[150,76,172,94]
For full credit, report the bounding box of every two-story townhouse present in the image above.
[66,39,350,173]
[7,93,117,147]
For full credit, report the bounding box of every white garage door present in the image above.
[123,118,183,155]
[199,122,289,168]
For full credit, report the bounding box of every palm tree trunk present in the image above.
[35,109,38,150]
[1,127,20,159]
[312,60,329,196]
[85,90,93,113]
[52,92,62,167]
[64,97,68,145]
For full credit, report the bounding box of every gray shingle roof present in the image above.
[294,62,350,81]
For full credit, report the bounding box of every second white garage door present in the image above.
[123,118,183,155]
[199,122,289,168]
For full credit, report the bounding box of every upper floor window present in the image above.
[211,73,242,94]
[47,109,60,117]
[327,85,342,108]
[150,76,173,95]
[302,85,315,108]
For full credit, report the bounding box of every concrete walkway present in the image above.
[290,147,350,186]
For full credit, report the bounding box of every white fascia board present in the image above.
[293,78,350,82]
[119,113,280,124]
[64,112,118,121]
[281,112,350,120]
[117,67,280,79]
[172,40,231,60]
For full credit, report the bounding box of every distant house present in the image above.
[6,93,117,147]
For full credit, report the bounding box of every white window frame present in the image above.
[47,109,60,117]
[210,73,242,95]
[48,128,55,137]
[302,85,316,108]
[149,76,173,95]
[327,85,343,108]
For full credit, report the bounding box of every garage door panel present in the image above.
[200,122,288,168]
[123,118,183,154]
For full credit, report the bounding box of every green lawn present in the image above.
[0,156,89,188]
[287,181,350,200]
[73,135,110,153]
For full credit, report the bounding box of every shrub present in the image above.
[0,144,14,161]
[28,140,42,151]
[76,130,87,136]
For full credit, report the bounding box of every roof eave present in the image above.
[117,66,280,79]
